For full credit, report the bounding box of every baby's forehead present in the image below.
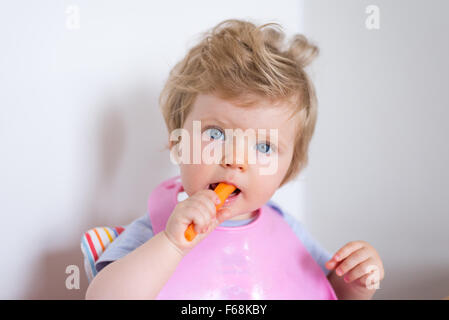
[200,112,296,132]
[192,95,297,129]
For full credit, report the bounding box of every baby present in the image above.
[85,19,384,300]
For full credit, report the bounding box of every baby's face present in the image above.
[176,93,298,219]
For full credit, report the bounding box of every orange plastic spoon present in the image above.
[184,183,237,241]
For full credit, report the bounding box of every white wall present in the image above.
[303,0,449,299]
[0,0,304,299]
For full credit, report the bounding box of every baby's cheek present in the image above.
[179,166,208,193]
[246,186,275,207]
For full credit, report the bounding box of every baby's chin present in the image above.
[228,211,257,221]
[221,199,261,221]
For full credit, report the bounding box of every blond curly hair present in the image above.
[159,19,319,187]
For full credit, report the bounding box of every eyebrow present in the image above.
[200,117,233,127]
[200,117,288,150]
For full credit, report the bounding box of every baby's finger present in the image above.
[194,193,219,217]
[335,247,370,277]
[343,258,377,283]
[188,197,215,221]
[201,207,233,234]
[200,189,222,206]
[325,259,338,270]
[184,205,208,233]
[198,207,215,233]
[216,207,233,224]
[333,241,365,263]
[206,215,224,233]
[357,268,381,290]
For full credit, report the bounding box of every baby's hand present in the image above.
[325,241,384,290]
[164,190,233,255]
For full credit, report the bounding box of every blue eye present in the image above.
[256,142,273,154]
[205,127,225,140]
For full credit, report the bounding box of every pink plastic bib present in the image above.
[148,176,337,300]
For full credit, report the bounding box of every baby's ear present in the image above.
[166,140,174,150]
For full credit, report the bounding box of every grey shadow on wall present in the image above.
[24,79,175,299]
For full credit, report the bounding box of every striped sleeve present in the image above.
[80,226,124,283]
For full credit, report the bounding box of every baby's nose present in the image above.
[220,141,248,172]
[223,161,247,172]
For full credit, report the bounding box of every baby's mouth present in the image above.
[208,182,241,196]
